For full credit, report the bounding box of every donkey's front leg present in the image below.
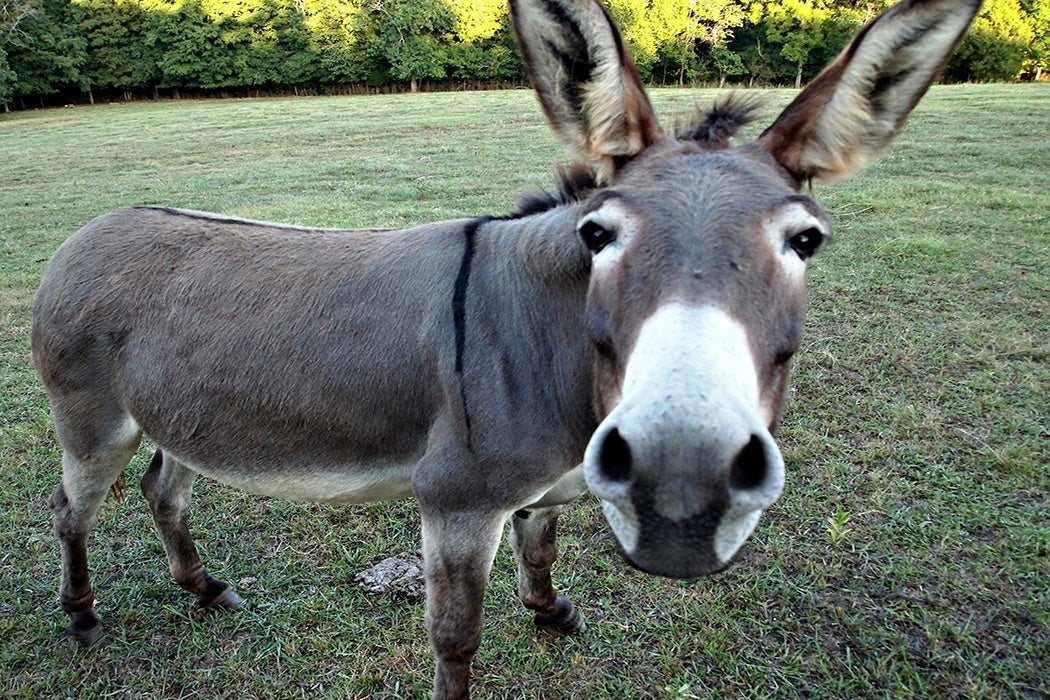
[419,507,505,700]
[510,506,585,635]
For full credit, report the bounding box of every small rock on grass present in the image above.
[355,551,425,598]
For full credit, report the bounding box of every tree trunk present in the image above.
[410,78,418,93]
[795,61,803,90]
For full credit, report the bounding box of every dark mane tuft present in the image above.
[513,163,599,217]
[677,94,765,149]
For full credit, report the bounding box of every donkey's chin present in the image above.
[601,500,764,579]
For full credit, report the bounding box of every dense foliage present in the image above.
[1,0,1047,108]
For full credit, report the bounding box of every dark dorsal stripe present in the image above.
[136,206,292,230]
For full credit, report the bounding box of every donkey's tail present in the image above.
[109,472,128,503]
[109,448,161,503]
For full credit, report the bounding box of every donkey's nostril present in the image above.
[598,428,632,483]
[730,434,768,491]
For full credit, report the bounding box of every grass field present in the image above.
[1,83,1047,699]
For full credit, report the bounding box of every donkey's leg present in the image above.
[140,450,242,609]
[419,508,506,700]
[510,506,585,636]
[49,416,141,645]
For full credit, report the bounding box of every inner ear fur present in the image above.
[760,0,983,183]
[510,0,663,178]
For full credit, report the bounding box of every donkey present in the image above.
[33,0,980,697]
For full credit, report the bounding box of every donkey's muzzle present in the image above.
[585,423,785,579]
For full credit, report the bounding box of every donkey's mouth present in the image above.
[600,495,761,579]
[615,538,736,579]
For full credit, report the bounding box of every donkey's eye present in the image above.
[787,228,825,260]
[578,220,616,254]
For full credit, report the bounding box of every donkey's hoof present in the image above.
[64,610,104,646]
[198,585,243,610]
[534,595,586,636]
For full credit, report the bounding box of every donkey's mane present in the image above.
[513,162,600,218]
[676,94,764,149]
[512,96,763,218]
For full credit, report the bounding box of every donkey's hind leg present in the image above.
[140,450,242,610]
[49,415,141,645]
[509,506,585,635]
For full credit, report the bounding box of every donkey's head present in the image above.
[512,0,980,577]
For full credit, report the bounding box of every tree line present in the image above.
[2,0,1047,110]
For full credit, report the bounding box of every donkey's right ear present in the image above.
[510,0,663,179]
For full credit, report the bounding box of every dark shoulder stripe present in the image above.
[452,217,494,449]
[453,217,490,375]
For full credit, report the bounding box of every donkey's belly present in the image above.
[166,448,420,504]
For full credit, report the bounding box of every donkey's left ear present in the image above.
[510,0,663,178]
[760,0,982,183]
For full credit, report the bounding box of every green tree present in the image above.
[640,0,748,85]
[357,0,455,91]
[711,43,744,87]
[271,2,319,88]
[444,0,517,84]
[1021,0,1050,79]
[202,0,318,89]
[144,0,234,90]
[1,0,39,108]
[0,45,16,107]
[649,0,706,84]
[5,0,88,105]
[447,0,502,42]
[75,0,156,101]
[731,21,788,87]
[755,0,839,88]
[949,0,1035,80]
[386,34,445,89]
[0,0,1037,107]
[302,0,366,84]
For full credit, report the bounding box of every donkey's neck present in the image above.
[450,204,597,459]
[491,204,592,282]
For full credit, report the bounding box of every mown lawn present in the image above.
[1,84,1047,698]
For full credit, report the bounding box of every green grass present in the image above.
[2,84,1048,698]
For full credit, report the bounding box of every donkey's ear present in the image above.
[510,0,663,177]
[760,0,982,183]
